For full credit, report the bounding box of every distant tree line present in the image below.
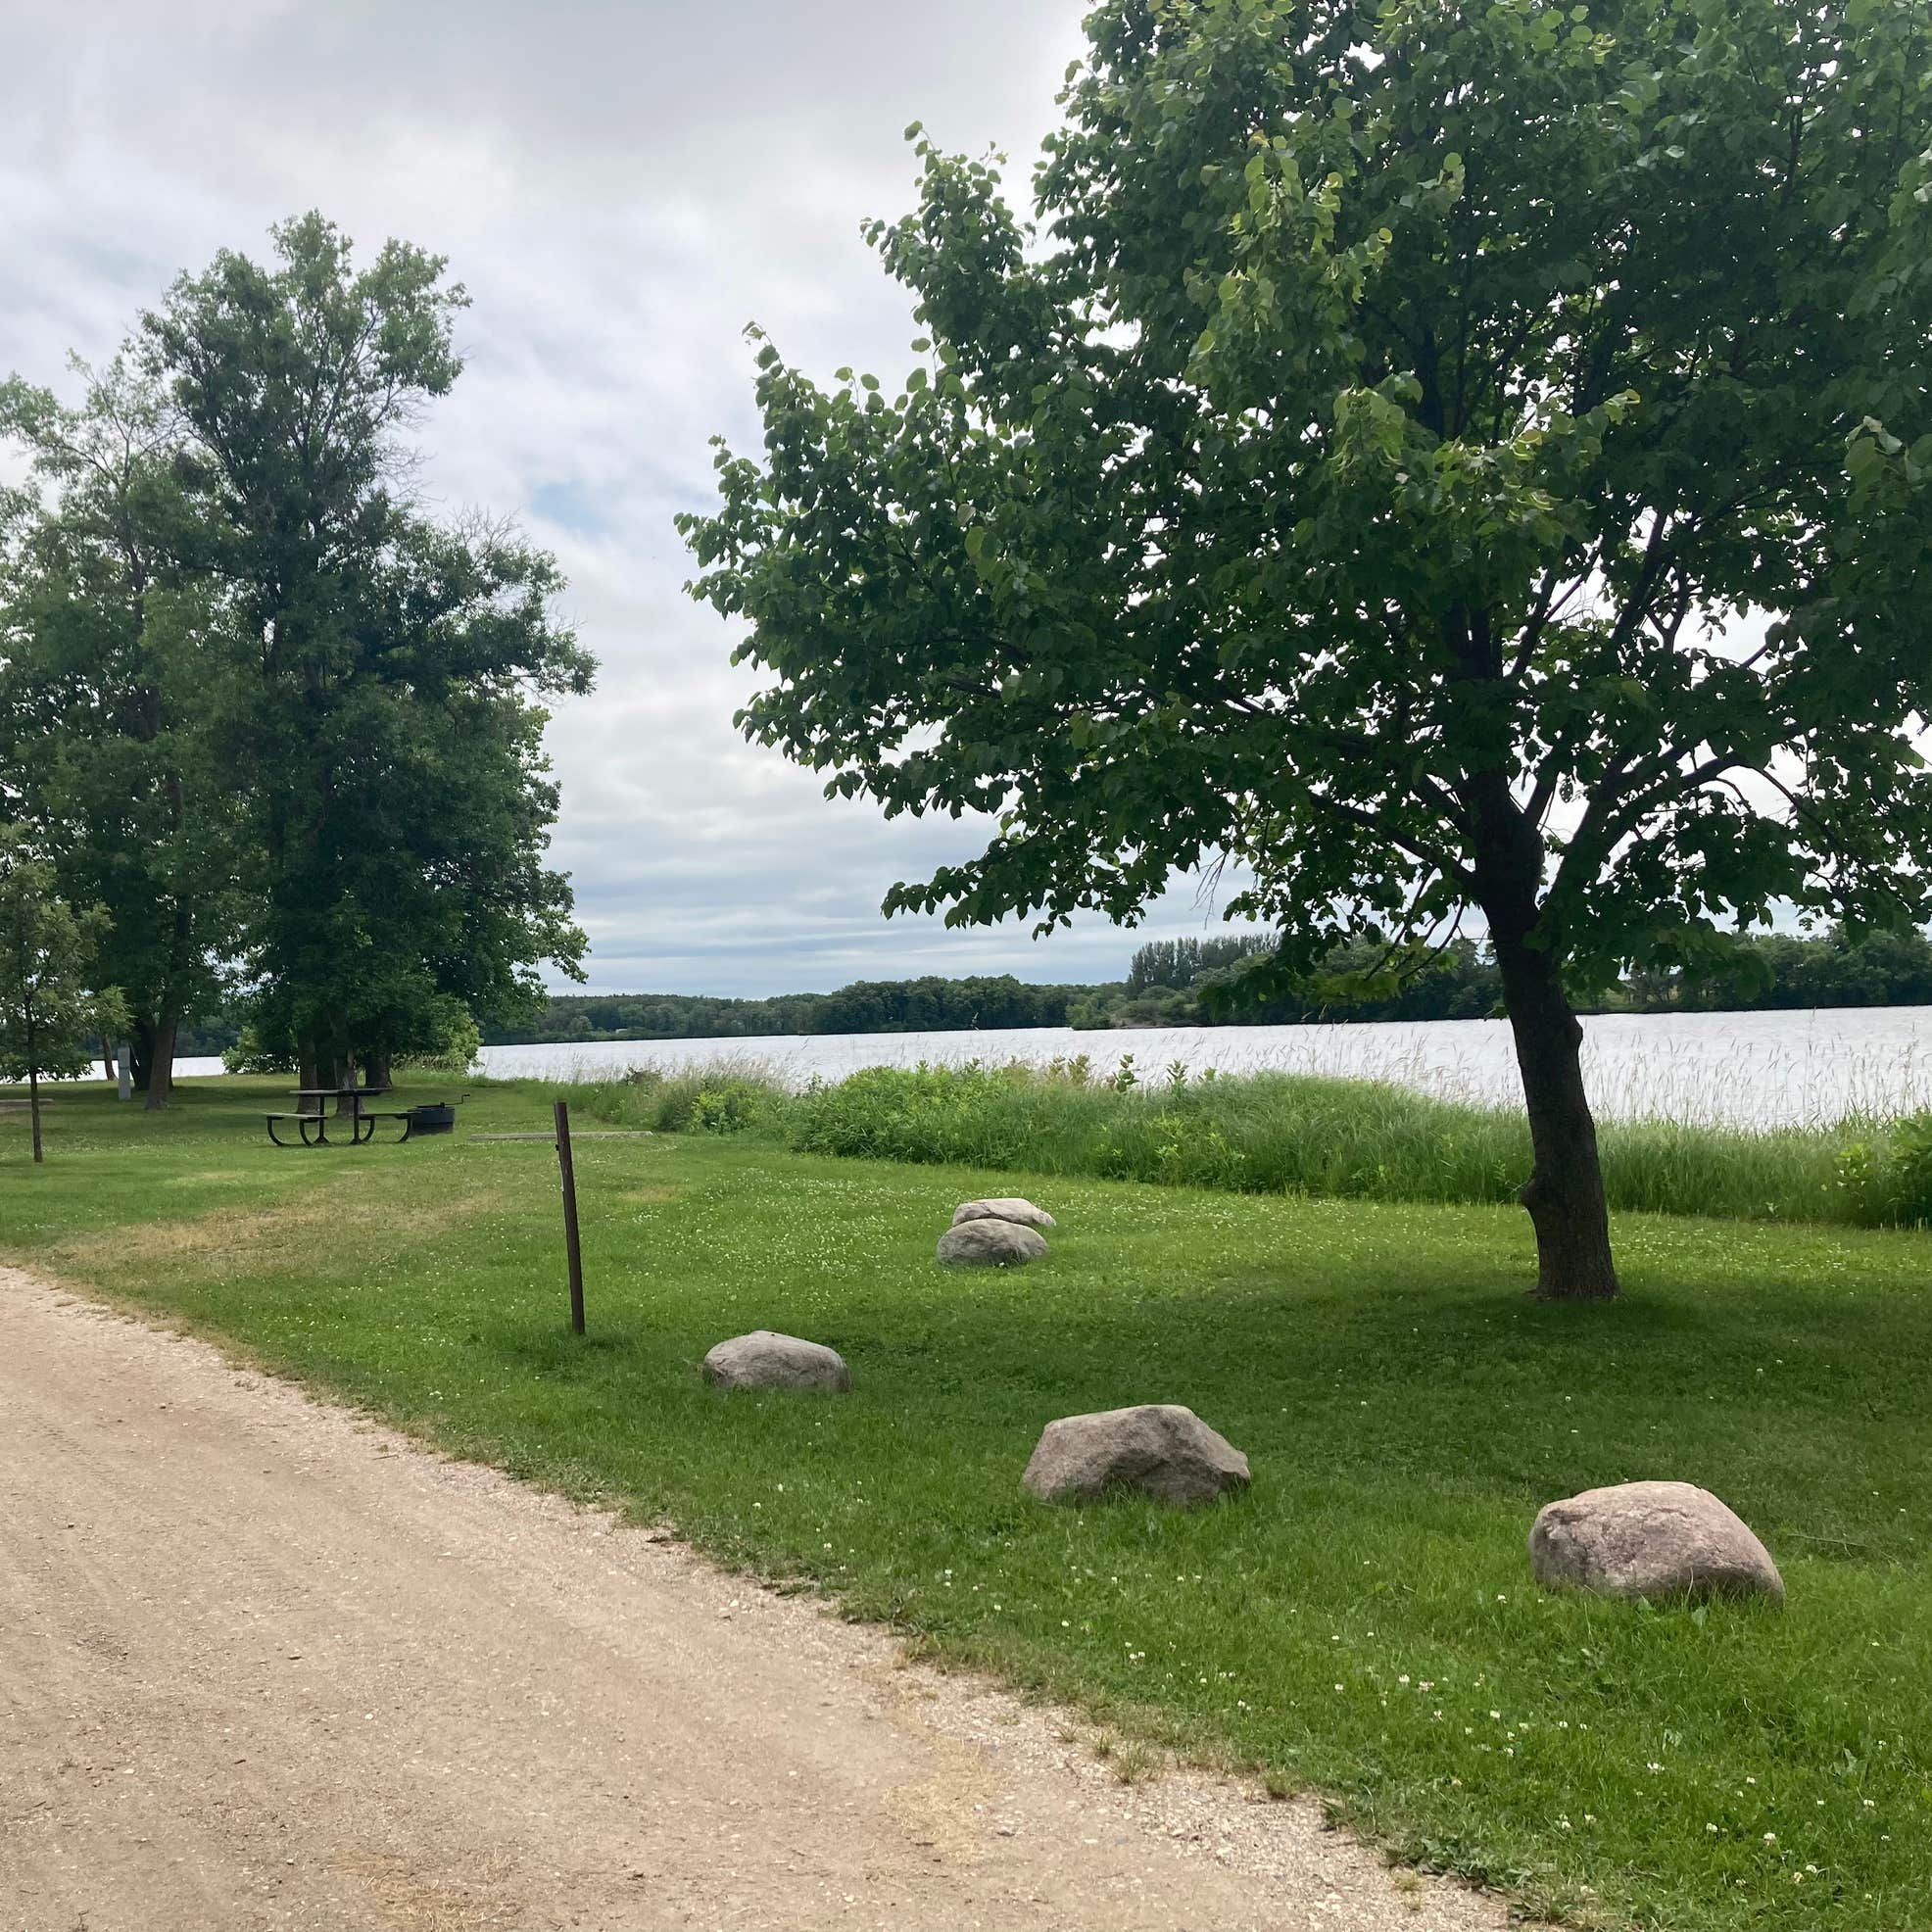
[480,925,1932,1048]
[482,975,1085,1044]
[1074,934,1501,1028]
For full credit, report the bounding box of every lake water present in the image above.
[165,1004,1932,1128]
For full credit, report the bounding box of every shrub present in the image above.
[1837,1111,1932,1228]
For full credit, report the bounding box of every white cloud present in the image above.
[1,1,1253,996]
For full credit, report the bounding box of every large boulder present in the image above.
[951,1196,1056,1232]
[1023,1404,1251,1507]
[936,1218,1047,1266]
[1528,1480,1783,1604]
[702,1330,851,1393]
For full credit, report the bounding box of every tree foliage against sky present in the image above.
[685,0,1932,1297]
[143,215,594,1085]
[0,215,594,1097]
[0,359,243,1106]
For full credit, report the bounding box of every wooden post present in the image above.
[554,1098,585,1335]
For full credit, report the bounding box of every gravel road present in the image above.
[0,1268,1515,1930]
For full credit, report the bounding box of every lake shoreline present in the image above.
[150,1003,1932,1130]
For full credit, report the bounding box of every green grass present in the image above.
[3,1075,1930,1929]
[575,1057,1917,1229]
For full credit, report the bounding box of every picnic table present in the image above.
[265,1086,412,1147]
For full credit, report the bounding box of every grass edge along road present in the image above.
[3,1076,1928,1931]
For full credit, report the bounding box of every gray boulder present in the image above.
[936,1218,1047,1266]
[952,1196,1056,1232]
[1023,1404,1250,1507]
[702,1330,851,1393]
[1528,1480,1783,1604]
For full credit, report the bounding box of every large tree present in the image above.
[683,0,1932,1299]
[142,215,593,1084]
[0,359,243,1107]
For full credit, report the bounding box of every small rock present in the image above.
[1528,1479,1783,1604]
[952,1196,1056,1232]
[1023,1404,1251,1506]
[936,1218,1047,1267]
[701,1331,851,1393]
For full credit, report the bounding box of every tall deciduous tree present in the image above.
[0,825,125,1161]
[142,215,593,1082]
[0,359,244,1108]
[683,0,1932,1299]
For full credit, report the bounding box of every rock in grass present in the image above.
[936,1218,1047,1266]
[702,1331,851,1393]
[951,1196,1056,1232]
[1528,1480,1783,1604]
[1023,1404,1250,1507]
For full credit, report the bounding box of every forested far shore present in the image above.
[456,925,1932,1047]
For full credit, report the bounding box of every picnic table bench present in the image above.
[265,1086,422,1147]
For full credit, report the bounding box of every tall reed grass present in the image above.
[574,1054,1932,1230]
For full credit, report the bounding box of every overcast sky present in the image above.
[0,0,1271,997]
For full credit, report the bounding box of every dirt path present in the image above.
[0,1270,1515,1931]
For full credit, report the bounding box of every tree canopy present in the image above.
[1,214,594,1098]
[683,0,1932,1298]
[0,358,243,1105]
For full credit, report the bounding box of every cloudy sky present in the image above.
[2,0,1265,997]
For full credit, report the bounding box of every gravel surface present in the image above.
[0,1267,1523,1930]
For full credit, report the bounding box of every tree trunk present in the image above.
[25,994,41,1162]
[145,1011,178,1112]
[1465,767,1619,1301]
[298,1037,319,1092]
[362,1050,392,1092]
[1492,930,1619,1301]
[130,1018,154,1094]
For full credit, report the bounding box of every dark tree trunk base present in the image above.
[1492,932,1621,1303]
[145,1015,178,1112]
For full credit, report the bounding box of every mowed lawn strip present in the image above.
[4,1078,1928,1931]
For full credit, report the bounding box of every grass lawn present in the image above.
[3,1076,1928,1929]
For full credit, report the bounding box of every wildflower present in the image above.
[1763,1832,1777,1844]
